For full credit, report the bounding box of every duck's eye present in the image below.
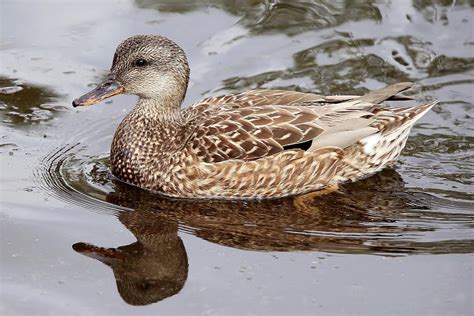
[133,58,148,67]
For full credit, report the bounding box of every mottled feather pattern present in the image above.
[113,84,436,199]
[107,65,433,198]
[73,36,437,199]
[187,104,324,163]
[180,147,344,198]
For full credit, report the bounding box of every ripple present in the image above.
[35,144,130,216]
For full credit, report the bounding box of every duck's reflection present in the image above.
[73,168,427,305]
[73,213,187,306]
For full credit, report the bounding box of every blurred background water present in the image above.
[1,0,473,315]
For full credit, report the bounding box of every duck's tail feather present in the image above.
[371,100,438,133]
[356,82,414,105]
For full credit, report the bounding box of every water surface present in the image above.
[1,1,473,315]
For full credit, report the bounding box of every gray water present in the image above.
[1,0,473,315]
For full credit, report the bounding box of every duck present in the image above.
[72,35,436,199]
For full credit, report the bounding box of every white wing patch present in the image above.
[361,133,382,155]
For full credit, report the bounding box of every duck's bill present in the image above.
[72,75,124,107]
[72,242,122,265]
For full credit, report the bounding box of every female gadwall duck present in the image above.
[73,35,436,199]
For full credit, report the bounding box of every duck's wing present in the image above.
[183,83,420,163]
[186,90,326,114]
[185,104,325,162]
[185,89,413,115]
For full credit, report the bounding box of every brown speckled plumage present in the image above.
[74,35,437,199]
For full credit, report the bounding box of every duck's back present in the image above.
[167,83,436,198]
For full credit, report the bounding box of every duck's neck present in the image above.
[110,94,189,187]
[133,97,183,123]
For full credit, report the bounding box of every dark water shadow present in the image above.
[136,0,383,36]
[0,76,67,128]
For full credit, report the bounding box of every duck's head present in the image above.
[73,35,190,107]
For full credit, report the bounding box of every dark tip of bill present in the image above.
[72,99,80,107]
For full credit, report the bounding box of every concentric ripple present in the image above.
[36,144,131,216]
[36,143,474,255]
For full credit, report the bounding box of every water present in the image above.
[1,0,473,315]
